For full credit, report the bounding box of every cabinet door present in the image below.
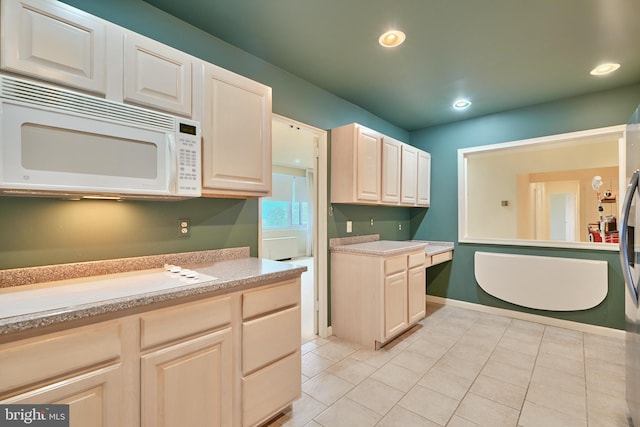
[384,271,408,340]
[356,127,381,202]
[124,31,193,116]
[141,328,233,427]
[401,144,418,205]
[417,150,431,206]
[408,266,427,323]
[381,137,401,204]
[202,63,272,196]
[1,0,107,94]
[1,364,123,427]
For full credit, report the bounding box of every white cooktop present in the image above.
[0,266,218,319]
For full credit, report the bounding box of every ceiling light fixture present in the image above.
[453,99,472,110]
[378,30,406,48]
[590,63,621,76]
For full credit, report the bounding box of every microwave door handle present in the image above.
[620,169,640,304]
[167,134,176,192]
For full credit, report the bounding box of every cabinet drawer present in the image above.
[408,251,426,268]
[242,350,301,427]
[140,296,231,349]
[242,306,300,375]
[242,280,299,319]
[0,321,121,395]
[432,251,453,266]
[384,255,406,276]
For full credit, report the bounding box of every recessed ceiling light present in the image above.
[378,30,406,48]
[590,63,621,76]
[453,99,472,110]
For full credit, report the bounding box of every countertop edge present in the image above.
[0,260,306,336]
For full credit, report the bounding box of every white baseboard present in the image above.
[426,295,625,340]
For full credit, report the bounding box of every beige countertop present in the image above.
[330,240,429,256]
[0,250,306,335]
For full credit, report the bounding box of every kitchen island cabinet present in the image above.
[0,250,304,427]
[330,240,428,349]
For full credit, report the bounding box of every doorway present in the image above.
[259,114,328,342]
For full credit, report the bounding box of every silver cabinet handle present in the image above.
[620,169,640,304]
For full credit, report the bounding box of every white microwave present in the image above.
[0,75,201,200]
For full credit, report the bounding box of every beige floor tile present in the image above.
[301,372,354,405]
[303,421,322,427]
[271,393,327,427]
[496,334,541,357]
[525,382,586,421]
[406,337,450,359]
[301,337,329,354]
[585,358,625,398]
[530,365,585,396]
[584,333,625,364]
[376,406,441,427]
[345,378,404,415]
[586,388,630,426]
[419,366,475,401]
[390,349,437,374]
[481,357,532,389]
[455,392,519,427]
[311,340,357,362]
[325,357,376,385]
[313,397,380,427]
[301,352,335,378]
[435,353,485,382]
[535,350,585,378]
[447,342,493,365]
[447,414,482,426]
[469,374,527,410]
[398,384,460,425]
[539,339,584,362]
[370,361,421,392]
[518,400,587,427]
[490,346,536,372]
[542,326,583,345]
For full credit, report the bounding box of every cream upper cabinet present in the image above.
[331,123,431,207]
[0,0,108,94]
[401,144,418,205]
[201,62,272,197]
[123,31,193,116]
[381,136,401,204]
[331,123,382,204]
[417,150,431,207]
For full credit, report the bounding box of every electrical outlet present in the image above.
[178,219,190,237]
[370,218,374,227]
[399,223,402,231]
[346,220,352,233]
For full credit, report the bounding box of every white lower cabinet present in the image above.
[0,278,302,427]
[141,329,233,427]
[241,279,301,427]
[331,249,427,349]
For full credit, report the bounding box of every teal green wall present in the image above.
[410,84,640,330]
[0,0,407,269]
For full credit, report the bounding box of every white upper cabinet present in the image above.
[201,62,272,197]
[381,136,401,204]
[417,150,431,207]
[401,144,418,205]
[331,123,430,207]
[123,31,193,116]
[1,0,107,94]
[331,123,382,204]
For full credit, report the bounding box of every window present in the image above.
[262,173,309,229]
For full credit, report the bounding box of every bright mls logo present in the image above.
[0,405,69,427]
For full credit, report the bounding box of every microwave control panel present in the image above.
[175,119,202,196]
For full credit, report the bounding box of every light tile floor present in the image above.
[266,303,629,427]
